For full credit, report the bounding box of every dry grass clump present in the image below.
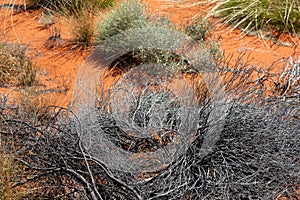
[27,0,113,14]
[17,88,54,122]
[69,10,95,48]
[26,0,113,48]
[0,44,36,87]
[0,146,16,200]
[0,142,32,199]
[206,0,300,35]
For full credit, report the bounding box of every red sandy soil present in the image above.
[0,0,299,108]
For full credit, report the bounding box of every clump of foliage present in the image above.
[207,0,300,35]
[183,17,222,60]
[96,0,192,70]
[97,0,148,42]
[0,44,36,87]
[107,48,192,73]
[185,17,210,41]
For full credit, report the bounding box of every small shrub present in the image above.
[183,17,222,60]
[0,44,36,87]
[207,0,300,35]
[207,39,223,60]
[17,88,54,122]
[97,0,148,42]
[184,17,210,41]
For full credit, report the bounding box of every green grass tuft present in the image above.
[207,0,300,35]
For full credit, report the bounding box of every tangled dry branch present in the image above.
[0,54,299,199]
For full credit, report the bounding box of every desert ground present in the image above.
[0,0,299,107]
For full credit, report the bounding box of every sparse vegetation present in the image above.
[70,10,95,47]
[183,17,223,60]
[26,0,113,48]
[0,44,36,87]
[27,0,113,14]
[17,88,55,122]
[0,130,32,200]
[0,0,299,199]
[207,0,300,35]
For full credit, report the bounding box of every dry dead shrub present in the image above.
[0,52,298,199]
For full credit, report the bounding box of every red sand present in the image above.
[1,0,299,107]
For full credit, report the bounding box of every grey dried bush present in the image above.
[0,54,299,199]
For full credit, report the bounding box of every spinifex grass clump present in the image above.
[0,44,36,87]
[69,10,95,48]
[207,0,300,35]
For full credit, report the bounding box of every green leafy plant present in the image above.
[207,0,300,35]
[96,0,193,71]
[0,44,36,87]
[133,48,192,72]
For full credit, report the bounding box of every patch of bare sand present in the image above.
[0,5,91,107]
